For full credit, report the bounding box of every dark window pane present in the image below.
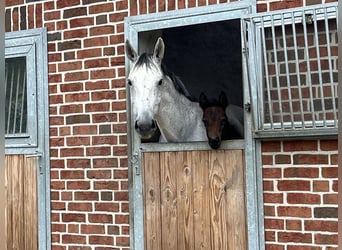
[5,57,27,135]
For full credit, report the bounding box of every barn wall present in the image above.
[4,0,338,250]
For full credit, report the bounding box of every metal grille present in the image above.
[5,57,28,136]
[244,3,338,138]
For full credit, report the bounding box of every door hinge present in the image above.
[244,102,251,112]
[25,151,44,174]
[130,154,140,176]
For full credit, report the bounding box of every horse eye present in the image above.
[158,79,163,86]
[127,80,132,86]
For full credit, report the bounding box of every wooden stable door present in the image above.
[5,155,38,250]
[142,150,247,250]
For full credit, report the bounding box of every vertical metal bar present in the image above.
[260,17,274,129]
[20,63,27,133]
[7,62,15,134]
[13,60,22,134]
[271,15,284,129]
[280,14,294,128]
[302,11,316,128]
[323,8,337,126]
[291,12,305,128]
[312,10,326,127]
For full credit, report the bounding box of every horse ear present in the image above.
[153,37,165,64]
[219,91,228,108]
[199,92,208,109]
[125,39,138,62]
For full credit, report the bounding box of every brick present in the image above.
[60,82,83,92]
[95,202,119,212]
[275,154,291,164]
[94,181,118,190]
[283,140,317,151]
[116,236,130,246]
[93,158,119,168]
[263,193,283,203]
[89,3,113,14]
[87,169,112,179]
[64,29,88,39]
[68,202,92,211]
[58,40,82,51]
[88,214,113,223]
[314,233,338,245]
[313,180,329,192]
[90,25,114,36]
[293,154,328,165]
[92,135,117,145]
[85,80,110,90]
[64,71,89,82]
[263,168,281,178]
[66,137,90,146]
[91,91,115,101]
[62,234,86,244]
[61,170,84,179]
[284,167,319,178]
[73,125,97,135]
[305,220,337,232]
[108,225,120,235]
[322,167,337,178]
[278,232,311,243]
[58,61,82,72]
[287,193,320,204]
[63,7,87,18]
[314,207,337,218]
[81,224,105,234]
[323,194,337,204]
[62,213,86,222]
[320,140,338,151]
[77,48,102,59]
[60,148,84,157]
[277,180,310,191]
[60,104,83,114]
[85,58,109,69]
[75,191,99,201]
[264,218,284,230]
[114,191,128,201]
[86,146,111,156]
[69,16,94,28]
[66,115,90,124]
[92,113,117,123]
[262,141,281,152]
[84,37,108,48]
[90,69,116,79]
[278,206,312,218]
[115,214,129,224]
[67,159,91,168]
[262,155,273,165]
[285,219,302,231]
[85,102,110,112]
[67,181,90,190]
[101,191,112,200]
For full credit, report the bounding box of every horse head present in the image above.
[125,38,165,139]
[199,91,228,149]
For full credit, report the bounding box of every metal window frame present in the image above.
[125,2,265,250]
[244,3,338,139]
[5,28,51,250]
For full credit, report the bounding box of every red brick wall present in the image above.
[4,0,338,249]
[262,140,338,249]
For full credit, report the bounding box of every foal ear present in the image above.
[153,37,165,64]
[199,92,208,109]
[219,91,228,108]
[125,39,138,62]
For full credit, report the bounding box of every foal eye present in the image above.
[158,79,163,86]
[127,80,132,86]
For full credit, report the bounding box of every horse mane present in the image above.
[134,53,196,102]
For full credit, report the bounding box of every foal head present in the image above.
[125,38,165,139]
[199,91,228,149]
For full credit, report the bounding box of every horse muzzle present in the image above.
[135,119,157,138]
[208,137,221,150]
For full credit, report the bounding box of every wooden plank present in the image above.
[224,150,247,249]
[5,155,38,250]
[192,150,211,250]
[24,157,38,250]
[209,150,228,250]
[143,152,162,250]
[176,151,194,250]
[160,151,178,249]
